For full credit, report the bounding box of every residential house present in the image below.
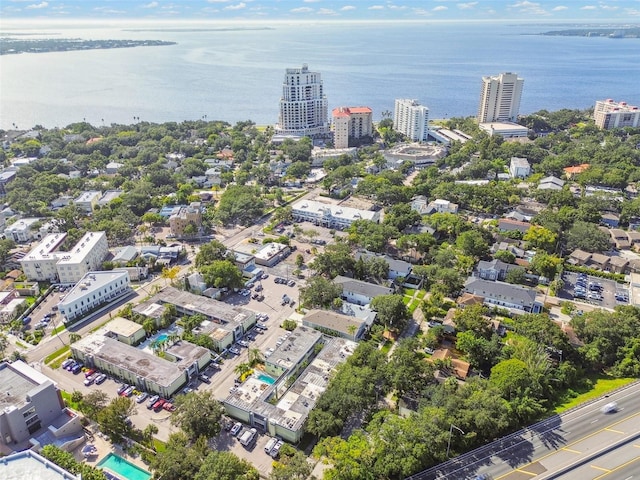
[4,218,42,243]
[333,276,393,306]
[608,256,629,274]
[426,199,459,215]
[509,157,531,178]
[464,277,542,313]
[498,218,531,234]
[476,259,520,281]
[601,213,621,229]
[563,163,590,178]
[568,249,593,267]
[430,348,471,380]
[410,195,430,215]
[538,175,565,191]
[610,229,630,250]
[0,170,17,197]
[354,251,412,281]
[106,162,123,174]
[627,231,640,250]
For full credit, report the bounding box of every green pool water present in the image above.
[97,453,151,480]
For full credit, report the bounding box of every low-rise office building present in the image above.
[254,242,290,268]
[134,286,256,348]
[0,361,83,449]
[71,326,210,398]
[291,199,379,229]
[479,122,528,139]
[58,270,131,324]
[223,331,356,443]
[302,309,368,341]
[464,277,542,314]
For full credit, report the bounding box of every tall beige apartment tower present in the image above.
[276,64,329,137]
[477,72,524,123]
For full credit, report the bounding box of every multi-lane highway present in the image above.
[407,381,640,480]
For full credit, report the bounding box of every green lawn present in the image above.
[44,345,71,366]
[60,390,81,410]
[380,341,393,355]
[51,324,66,335]
[553,375,636,413]
[402,296,412,306]
[404,288,416,296]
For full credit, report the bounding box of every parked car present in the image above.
[265,347,275,358]
[229,347,241,355]
[95,373,107,385]
[261,273,269,280]
[270,440,284,458]
[122,386,135,397]
[84,373,98,386]
[199,374,211,383]
[22,316,32,325]
[230,422,242,436]
[153,399,166,412]
[287,280,295,287]
[71,363,83,374]
[136,392,149,404]
[264,437,278,455]
[65,360,78,371]
[163,402,176,412]
[61,358,75,369]
[238,340,249,348]
[147,395,160,409]
[85,368,97,378]
[255,284,263,292]
[117,384,130,395]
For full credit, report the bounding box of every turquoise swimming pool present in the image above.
[257,373,276,385]
[97,453,151,480]
[156,334,168,343]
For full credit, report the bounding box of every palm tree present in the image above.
[68,332,82,344]
[168,333,180,346]
[142,319,155,336]
[234,363,252,379]
[248,348,263,367]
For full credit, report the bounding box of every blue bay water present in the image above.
[1,21,639,130]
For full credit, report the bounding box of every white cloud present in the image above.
[625,8,640,17]
[457,2,478,10]
[552,6,568,11]
[143,2,159,8]
[303,0,321,2]
[580,5,597,10]
[340,5,356,11]
[207,0,231,3]
[290,6,313,13]
[317,8,337,15]
[25,1,48,9]
[433,5,448,11]
[223,2,246,11]
[509,1,548,15]
[388,4,408,10]
[600,4,618,11]
[368,5,384,10]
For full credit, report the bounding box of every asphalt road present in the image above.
[408,381,640,480]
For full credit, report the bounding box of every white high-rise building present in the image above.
[276,64,329,137]
[594,99,640,129]
[477,72,524,123]
[393,99,430,142]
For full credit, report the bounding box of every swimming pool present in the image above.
[97,453,152,480]
[156,334,168,343]
[257,373,276,385]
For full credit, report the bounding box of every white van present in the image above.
[264,437,277,454]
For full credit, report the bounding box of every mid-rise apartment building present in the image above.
[393,99,430,142]
[477,72,524,123]
[169,202,202,238]
[275,64,329,137]
[594,99,640,129]
[332,106,373,148]
[20,231,109,283]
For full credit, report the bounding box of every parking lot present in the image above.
[561,272,628,310]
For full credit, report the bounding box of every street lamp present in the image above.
[446,423,465,458]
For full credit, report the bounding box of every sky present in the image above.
[1,0,640,22]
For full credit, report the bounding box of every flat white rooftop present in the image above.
[57,231,106,265]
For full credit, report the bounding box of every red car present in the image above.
[163,402,176,412]
[152,399,166,411]
[85,368,97,378]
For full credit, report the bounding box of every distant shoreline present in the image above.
[0,38,176,55]
[539,27,640,38]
